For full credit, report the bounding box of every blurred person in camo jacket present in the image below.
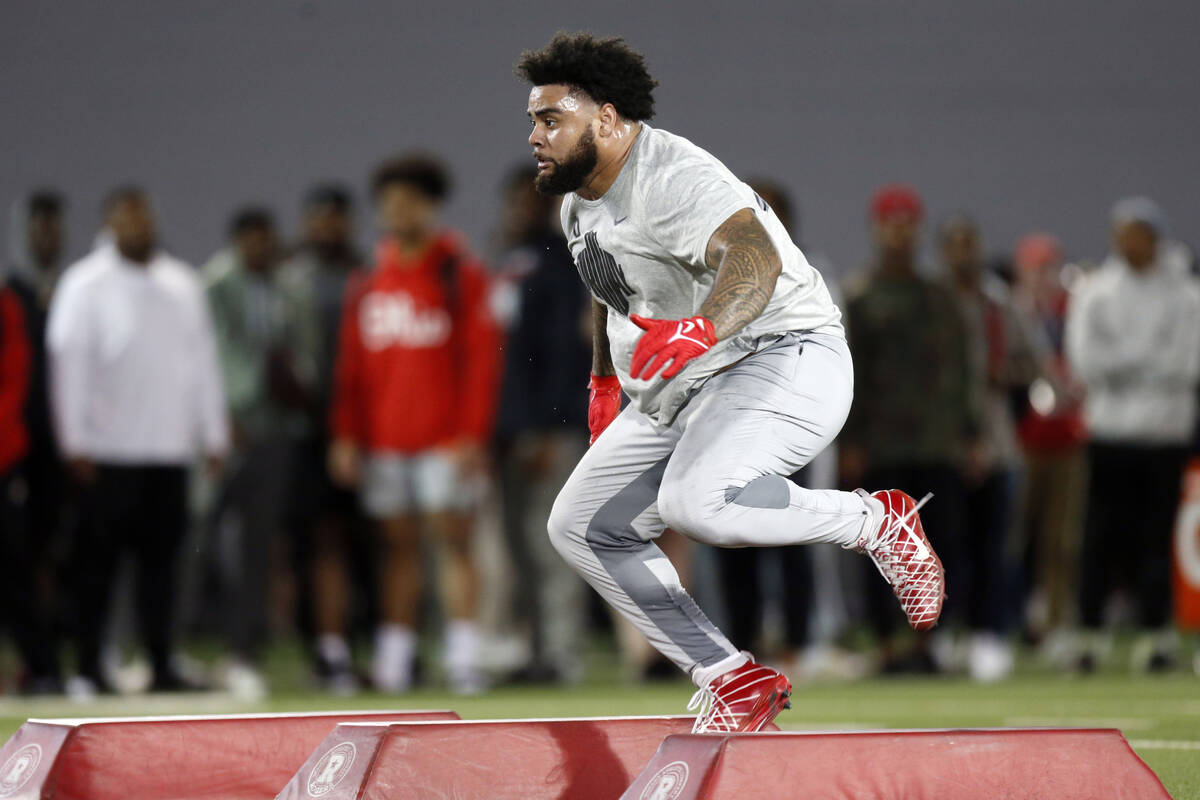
[328,154,502,694]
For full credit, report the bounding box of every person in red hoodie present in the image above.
[0,279,52,692]
[329,154,501,694]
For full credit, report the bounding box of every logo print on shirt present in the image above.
[576,231,635,315]
[360,291,452,350]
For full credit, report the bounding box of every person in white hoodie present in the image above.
[47,186,229,692]
[1065,196,1200,671]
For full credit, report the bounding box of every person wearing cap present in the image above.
[1010,234,1088,655]
[842,184,979,673]
[1066,197,1200,672]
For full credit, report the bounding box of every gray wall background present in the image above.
[2,0,1196,273]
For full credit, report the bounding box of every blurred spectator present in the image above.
[204,207,301,697]
[1011,233,1087,650]
[277,185,366,692]
[491,164,590,684]
[47,186,229,694]
[1,276,59,693]
[329,155,502,693]
[710,179,835,676]
[1066,197,1200,671]
[3,190,67,692]
[940,214,1038,681]
[842,184,976,672]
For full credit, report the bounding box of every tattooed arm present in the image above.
[591,298,616,376]
[698,208,783,340]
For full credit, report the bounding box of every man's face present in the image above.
[1114,220,1157,270]
[237,227,277,273]
[305,204,352,255]
[28,211,63,269]
[527,84,600,195]
[873,215,920,255]
[940,223,981,276]
[376,183,437,241]
[107,196,156,263]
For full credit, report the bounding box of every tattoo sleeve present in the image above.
[698,208,783,340]
[591,298,616,376]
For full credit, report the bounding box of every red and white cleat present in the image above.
[852,489,945,632]
[688,655,792,733]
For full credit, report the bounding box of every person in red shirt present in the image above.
[329,154,501,694]
[1011,234,1087,650]
[1,280,57,692]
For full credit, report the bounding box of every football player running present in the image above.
[520,32,944,732]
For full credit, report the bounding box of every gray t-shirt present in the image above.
[561,123,844,425]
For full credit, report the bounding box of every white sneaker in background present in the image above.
[930,630,965,674]
[223,659,268,701]
[316,633,359,696]
[112,657,152,694]
[65,675,99,702]
[799,643,870,681]
[445,620,486,695]
[968,633,1014,682]
[372,624,416,693]
[1038,628,1077,670]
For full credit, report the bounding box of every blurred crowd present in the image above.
[1,156,1198,700]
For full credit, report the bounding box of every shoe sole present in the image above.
[737,676,793,732]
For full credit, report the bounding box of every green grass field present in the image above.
[3,644,1198,797]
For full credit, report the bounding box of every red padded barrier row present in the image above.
[0,710,458,800]
[621,728,1172,800]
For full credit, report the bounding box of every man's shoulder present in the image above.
[58,249,113,292]
[277,250,317,284]
[634,125,729,189]
[155,252,204,294]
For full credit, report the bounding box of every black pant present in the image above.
[286,436,373,662]
[962,469,1018,633]
[0,465,60,681]
[1078,442,1188,629]
[716,545,812,651]
[73,464,187,681]
[861,463,966,637]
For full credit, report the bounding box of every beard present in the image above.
[534,126,598,196]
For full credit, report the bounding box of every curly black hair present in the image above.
[516,32,657,121]
[370,153,452,202]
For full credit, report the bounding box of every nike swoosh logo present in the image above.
[909,533,931,561]
[614,216,628,225]
[666,320,711,348]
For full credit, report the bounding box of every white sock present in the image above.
[317,634,351,668]
[690,650,749,689]
[373,624,416,692]
[854,492,885,548]
[444,619,479,681]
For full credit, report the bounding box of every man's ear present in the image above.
[598,103,620,136]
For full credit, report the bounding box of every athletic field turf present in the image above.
[2,661,1197,798]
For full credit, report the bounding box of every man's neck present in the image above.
[117,247,152,266]
[950,265,981,292]
[1125,256,1156,274]
[577,122,642,201]
[393,232,435,264]
[878,250,917,278]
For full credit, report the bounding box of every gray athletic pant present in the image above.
[548,332,873,677]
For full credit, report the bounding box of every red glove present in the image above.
[588,374,622,446]
[629,314,718,380]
